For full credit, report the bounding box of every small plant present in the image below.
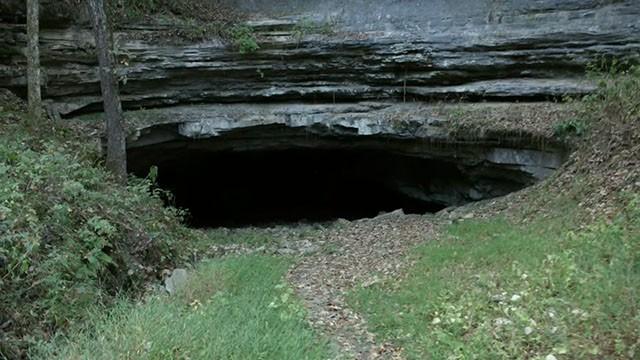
[292,18,336,43]
[228,25,260,54]
[553,118,587,139]
[581,60,640,127]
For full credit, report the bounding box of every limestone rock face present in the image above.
[1,0,638,117]
[122,102,567,208]
[164,268,188,295]
[1,0,638,207]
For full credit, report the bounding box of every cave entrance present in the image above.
[128,147,459,228]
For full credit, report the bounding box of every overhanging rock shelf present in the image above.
[2,0,639,225]
[124,103,566,227]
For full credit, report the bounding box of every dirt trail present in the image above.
[287,213,438,359]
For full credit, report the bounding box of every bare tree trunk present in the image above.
[27,0,42,119]
[88,0,127,183]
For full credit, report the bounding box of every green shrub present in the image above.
[229,25,260,54]
[553,117,587,139]
[0,122,189,358]
[292,18,336,43]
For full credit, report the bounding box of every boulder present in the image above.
[164,268,188,295]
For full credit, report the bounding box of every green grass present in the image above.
[33,256,330,360]
[351,63,640,360]
[350,199,640,359]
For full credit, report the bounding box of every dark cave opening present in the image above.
[128,147,461,228]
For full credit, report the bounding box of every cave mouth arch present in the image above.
[127,127,563,228]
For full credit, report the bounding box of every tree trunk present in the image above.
[87,0,127,184]
[26,0,42,119]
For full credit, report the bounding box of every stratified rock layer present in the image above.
[124,102,567,208]
[1,0,638,208]
[1,0,639,116]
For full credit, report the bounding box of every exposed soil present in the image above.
[194,212,440,359]
[285,213,438,359]
[202,212,436,359]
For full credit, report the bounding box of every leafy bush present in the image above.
[0,121,189,358]
[553,117,587,139]
[229,25,260,54]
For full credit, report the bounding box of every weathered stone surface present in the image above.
[123,102,567,208]
[1,0,636,208]
[111,102,563,147]
[1,0,638,116]
[164,268,188,295]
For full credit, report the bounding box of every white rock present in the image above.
[462,212,475,219]
[374,209,405,220]
[164,268,188,295]
[545,354,558,360]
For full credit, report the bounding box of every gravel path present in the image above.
[287,212,438,359]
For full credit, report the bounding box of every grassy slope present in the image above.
[350,198,639,359]
[350,67,640,359]
[34,256,329,360]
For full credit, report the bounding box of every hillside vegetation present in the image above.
[0,93,191,358]
[0,63,638,359]
[0,93,326,359]
[34,257,329,360]
[351,201,639,359]
[350,66,640,359]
